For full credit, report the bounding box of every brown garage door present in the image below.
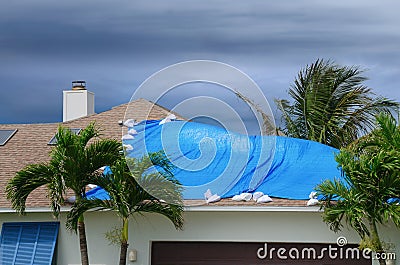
[151,242,371,265]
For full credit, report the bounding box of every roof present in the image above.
[184,198,310,207]
[0,98,310,211]
[0,99,182,209]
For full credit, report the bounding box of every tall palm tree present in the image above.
[66,153,184,265]
[276,59,398,148]
[316,114,400,265]
[6,123,122,265]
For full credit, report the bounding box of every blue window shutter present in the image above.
[0,222,59,265]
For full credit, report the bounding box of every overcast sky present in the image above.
[1,1,400,130]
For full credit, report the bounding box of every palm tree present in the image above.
[275,59,398,148]
[354,112,400,152]
[316,114,400,265]
[6,123,122,265]
[66,153,184,265]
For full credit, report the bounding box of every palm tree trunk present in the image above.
[369,219,385,265]
[119,218,129,265]
[119,241,129,265]
[78,215,89,265]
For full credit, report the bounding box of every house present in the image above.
[0,84,398,265]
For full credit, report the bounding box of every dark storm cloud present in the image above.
[0,0,399,124]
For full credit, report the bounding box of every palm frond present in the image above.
[318,137,400,242]
[275,99,300,138]
[6,163,56,215]
[234,91,276,135]
[7,123,123,216]
[276,58,399,148]
[84,139,122,182]
[53,126,76,149]
[77,122,100,147]
[135,201,184,230]
[358,113,400,152]
[68,153,184,235]
[317,177,370,237]
[66,198,111,232]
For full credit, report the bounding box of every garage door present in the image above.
[151,242,371,265]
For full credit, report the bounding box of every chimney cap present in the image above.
[72,80,86,90]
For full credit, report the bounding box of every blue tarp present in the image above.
[113,119,340,200]
[86,186,110,200]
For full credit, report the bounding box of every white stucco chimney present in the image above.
[63,81,95,122]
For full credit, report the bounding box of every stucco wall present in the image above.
[0,209,398,265]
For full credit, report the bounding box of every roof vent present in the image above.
[72,80,86,90]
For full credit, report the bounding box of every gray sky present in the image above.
[1,0,400,129]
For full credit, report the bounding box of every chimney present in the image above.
[63,81,95,122]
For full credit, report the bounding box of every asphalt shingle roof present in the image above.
[0,99,181,209]
[0,98,309,210]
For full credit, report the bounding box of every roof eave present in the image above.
[0,206,321,214]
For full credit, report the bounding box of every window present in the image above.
[0,222,59,265]
[0,129,17,146]
[48,128,81,145]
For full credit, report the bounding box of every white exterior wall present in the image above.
[0,209,398,265]
[63,90,95,122]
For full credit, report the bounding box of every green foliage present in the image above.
[6,122,122,265]
[66,153,184,240]
[317,114,400,254]
[66,153,184,265]
[6,163,57,215]
[276,59,398,148]
[6,122,122,216]
[105,226,124,246]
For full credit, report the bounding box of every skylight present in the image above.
[48,128,82,145]
[0,129,17,146]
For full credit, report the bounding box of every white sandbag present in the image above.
[307,198,319,206]
[257,195,273,203]
[232,195,243,201]
[166,114,176,120]
[207,194,221,203]
[122,134,135,140]
[123,144,133,151]
[309,191,318,199]
[123,119,136,127]
[159,119,169,125]
[241,193,252,201]
[232,193,252,201]
[128,128,138,135]
[159,114,177,125]
[204,189,212,200]
[252,191,264,201]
